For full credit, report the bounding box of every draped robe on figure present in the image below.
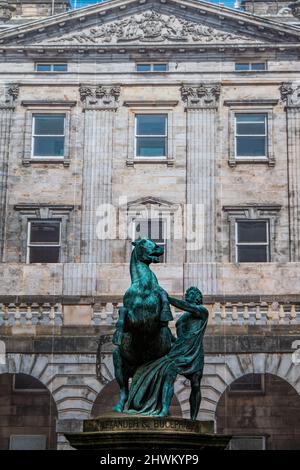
[125,310,208,415]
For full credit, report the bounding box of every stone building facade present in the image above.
[0,0,300,450]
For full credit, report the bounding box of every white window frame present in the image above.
[135,114,168,159]
[31,113,66,159]
[35,63,68,72]
[235,219,270,263]
[234,113,267,160]
[235,62,266,72]
[132,217,167,263]
[26,220,61,264]
[136,63,168,72]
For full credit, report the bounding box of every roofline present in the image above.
[0,0,300,42]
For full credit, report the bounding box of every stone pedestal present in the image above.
[65,415,231,451]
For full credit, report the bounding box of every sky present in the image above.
[70,0,238,10]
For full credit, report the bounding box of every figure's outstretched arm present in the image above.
[168,296,208,320]
[112,307,128,346]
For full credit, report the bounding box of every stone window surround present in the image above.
[124,101,178,166]
[119,196,180,263]
[224,99,278,167]
[222,204,281,263]
[14,204,74,264]
[21,101,77,167]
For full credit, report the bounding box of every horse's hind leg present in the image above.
[112,347,131,413]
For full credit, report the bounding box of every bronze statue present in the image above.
[112,239,208,420]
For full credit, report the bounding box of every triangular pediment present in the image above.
[1,0,300,48]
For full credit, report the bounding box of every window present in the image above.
[135,114,167,158]
[32,114,65,158]
[229,374,265,394]
[13,374,47,392]
[235,113,267,159]
[133,218,167,262]
[27,220,61,263]
[10,435,47,450]
[136,63,168,72]
[236,220,269,262]
[35,63,67,72]
[235,62,266,71]
[229,436,266,450]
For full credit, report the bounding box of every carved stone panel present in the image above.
[79,85,121,110]
[280,82,300,107]
[181,84,220,109]
[41,10,259,46]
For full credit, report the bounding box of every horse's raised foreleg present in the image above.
[112,347,131,413]
[112,307,127,346]
[159,288,173,322]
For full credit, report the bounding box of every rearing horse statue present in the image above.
[112,238,174,412]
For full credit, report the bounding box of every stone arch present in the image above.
[0,371,58,449]
[197,353,300,422]
[0,353,102,421]
[215,372,300,450]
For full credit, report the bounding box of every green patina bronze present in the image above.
[112,239,208,420]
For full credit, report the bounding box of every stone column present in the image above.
[0,84,18,260]
[280,83,300,261]
[79,85,120,263]
[181,84,220,294]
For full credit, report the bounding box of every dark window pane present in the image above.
[33,136,65,157]
[36,64,51,72]
[150,220,164,241]
[229,373,264,392]
[236,136,266,157]
[135,220,148,239]
[136,64,151,72]
[136,137,166,157]
[14,373,47,391]
[230,437,264,451]
[30,222,60,243]
[235,113,266,123]
[34,115,65,135]
[53,64,67,71]
[237,245,268,262]
[235,63,250,71]
[251,63,265,71]
[136,115,166,135]
[29,246,60,263]
[153,64,167,72]
[236,122,265,135]
[238,221,267,243]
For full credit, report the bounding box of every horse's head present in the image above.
[132,238,164,264]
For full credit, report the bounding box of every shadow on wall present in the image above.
[91,379,182,418]
[216,373,300,450]
[0,373,57,450]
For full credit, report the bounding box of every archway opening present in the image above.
[0,373,57,450]
[91,379,182,417]
[216,373,300,450]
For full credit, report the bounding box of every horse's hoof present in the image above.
[112,404,123,413]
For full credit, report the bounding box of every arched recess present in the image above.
[0,372,57,449]
[216,373,300,450]
[91,379,182,417]
[195,353,300,422]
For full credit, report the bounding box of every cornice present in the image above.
[0,43,299,57]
